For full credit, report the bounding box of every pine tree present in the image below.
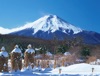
[81,46,90,58]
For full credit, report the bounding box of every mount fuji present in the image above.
[0,15,100,44]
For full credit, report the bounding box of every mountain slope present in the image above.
[7,15,82,35]
[1,15,100,44]
[0,27,11,34]
[9,15,82,36]
[75,31,100,44]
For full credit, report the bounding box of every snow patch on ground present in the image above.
[0,63,100,76]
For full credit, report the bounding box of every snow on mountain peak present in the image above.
[0,14,82,35]
[0,27,11,34]
[21,14,82,34]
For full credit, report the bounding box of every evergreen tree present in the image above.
[57,44,69,54]
[39,45,47,54]
[81,47,90,57]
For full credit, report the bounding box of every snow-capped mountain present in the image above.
[26,15,82,34]
[2,15,82,34]
[9,15,83,36]
[0,27,11,34]
[0,15,100,44]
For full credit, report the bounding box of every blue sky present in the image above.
[0,0,100,33]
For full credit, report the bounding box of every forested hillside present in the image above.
[0,34,100,58]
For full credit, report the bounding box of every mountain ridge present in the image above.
[0,15,82,35]
[0,15,100,44]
